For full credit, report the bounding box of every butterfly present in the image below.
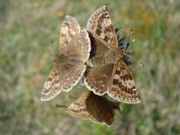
[41,15,91,101]
[66,90,121,126]
[84,6,141,104]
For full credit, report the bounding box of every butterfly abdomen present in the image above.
[53,54,83,65]
[87,52,117,67]
[87,55,106,67]
[68,58,84,65]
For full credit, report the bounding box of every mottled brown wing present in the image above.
[84,64,114,95]
[65,30,91,62]
[108,61,141,104]
[60,17,91,92]
[86,91,116,126]
[60,30,90,92]
[60,15,80,52]
[87,6,118,50]
[59,64,86,92]
[88,32,110,58]
[66,91,100,123]
[41,66,62,101]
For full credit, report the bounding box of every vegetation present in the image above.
[0,0,179,134]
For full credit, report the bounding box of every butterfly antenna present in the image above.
[56,104,68,108]
[50,40,57,54]
[125,54,144,67]
[119,29,144,67]
[39,69,43,76]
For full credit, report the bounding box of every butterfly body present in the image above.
[53,54,84,66]
[87,35,124,68]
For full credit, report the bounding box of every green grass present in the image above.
[0,0,180,135]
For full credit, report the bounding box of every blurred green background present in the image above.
[0,0,179,135]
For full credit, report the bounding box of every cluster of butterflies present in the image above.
[41,6,141,126]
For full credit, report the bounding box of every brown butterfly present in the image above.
[66,91,121,126]
[84,6,141,104]
[41,15,91,101]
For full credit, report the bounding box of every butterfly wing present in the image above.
[60,15,80,52]
[84,64,114,95]
[65,30,91,62]
[88,32,110,58]
[60,30,90,92]
[66,91,100,123]
[41,66,62,101]
[87,6,118,50]
[108,61,141,104]
[59,16,91,92]
[86,92,116,126]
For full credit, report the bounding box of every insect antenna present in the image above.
[56,104,68,108]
